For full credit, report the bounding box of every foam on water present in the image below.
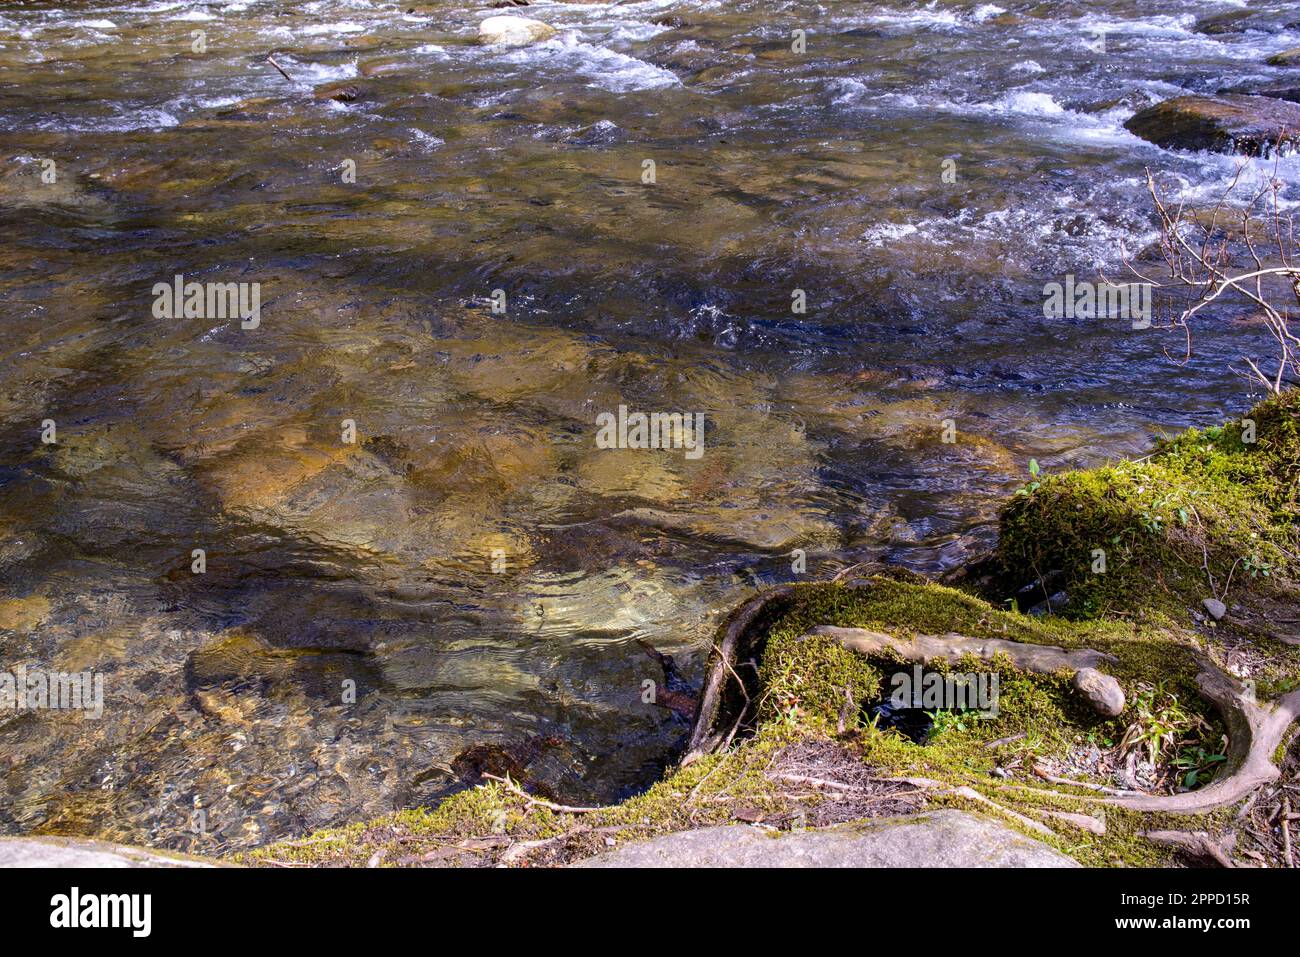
[492,34,679,93]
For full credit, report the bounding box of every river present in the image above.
[1,0,1297,852]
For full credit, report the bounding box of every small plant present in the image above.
[1172,744,1227,788]
[775,692,805,729]
[1015,458,1044,496]
[1242,553,1273,579]
[925,709,970,740]
[1119,682,1191,766]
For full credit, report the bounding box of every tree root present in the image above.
[1140,829,1237,868]
[687,586,794,759]
[1098,663,1300,814]
[807,625,1125,716]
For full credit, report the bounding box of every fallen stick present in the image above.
[267,54,294,83]
[985,732,1028,750]
[772,773,866,793]
[1032,764,1133,796]
[871,775,1055,838]
[1284,796,1294,868]
[481,774,601,814]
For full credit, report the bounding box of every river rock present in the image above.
[1202,597,1227,621]
[1268,48,1300,66]
[1124,94,1300,156]
[314,81,363,103]
[1195,10,1297,36]
[1218,83,1300,105]
[1073,667,1126,717]
[574,810,1079,867]
[477,16,558,46]
[0,836,219,868]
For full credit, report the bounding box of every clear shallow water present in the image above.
[1,0,1298,852]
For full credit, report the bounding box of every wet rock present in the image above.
[0,836,219,868]
[565,119,626,146]
[359,56,409,78]
[1124,95,1300,156]
[1027,590,1069,616]
[315,82,362,103]
[1267,48,1300,66]
[477,16,558,47]
[1072,667,1126,718]
[1202,597,1227,621]
[1195,11,1297,36]
[1219,85,1300,105]
[574,810,1079,867]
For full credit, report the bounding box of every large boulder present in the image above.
[1124,94,1300,156]
[0,836,219,868]
[574,810,1080,868]
[477,16,558,47]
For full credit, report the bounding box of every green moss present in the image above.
[997,392,1300,620]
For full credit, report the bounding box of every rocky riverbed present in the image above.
[2,0,1300,856]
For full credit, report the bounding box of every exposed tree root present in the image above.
[1098,663,1300,814]
[687,586,794,759]
[807,625,1125,716]
[1140,829,1237,868]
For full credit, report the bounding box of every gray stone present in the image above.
[573,810,1079,868]
[1073,667,1126,717]
[477,16,558,46]
[0,836,219,868]
[1203,597,1227,620]
[1268,48,1300,67]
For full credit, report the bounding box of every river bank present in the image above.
[240,391,1300,867]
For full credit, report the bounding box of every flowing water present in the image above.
[1,0,1298,853]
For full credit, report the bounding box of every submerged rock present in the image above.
[314,81,363,103]
[477,16,558,47]
[1124,94,1300,156]
[1196,10,1298,36]
[574,810,1079,868]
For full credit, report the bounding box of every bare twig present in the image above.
[481,773,601,814]
[266,54,294,83]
